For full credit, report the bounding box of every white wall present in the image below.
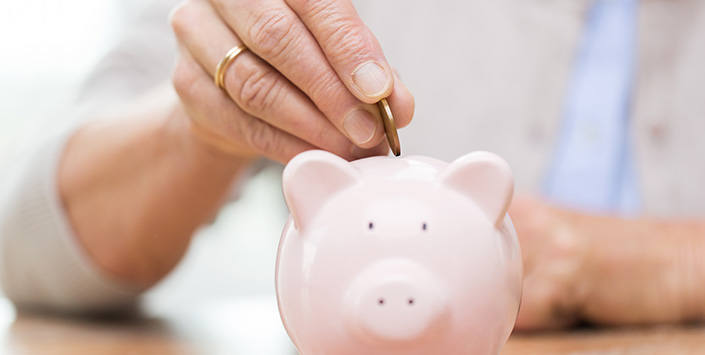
[0,0,150,166]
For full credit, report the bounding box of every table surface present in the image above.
[2,296,704,355]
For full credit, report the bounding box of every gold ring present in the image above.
[214,44,248,90]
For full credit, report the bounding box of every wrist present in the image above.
[164,103,255,174]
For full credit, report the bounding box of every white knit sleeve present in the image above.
[0,127,139,313]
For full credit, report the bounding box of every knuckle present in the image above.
[247,9,299,61]
[305,72,339,106]
[244,119,277,154]
[169,1,196,37]
[233,66,285,115]
[171,59,199,101]
[322,23,369,64]
[287,0,327,14]
[288,0,340,23]
[289,0,369,64]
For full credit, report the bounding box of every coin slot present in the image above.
[368,222,374,230]
[422,223,428,231]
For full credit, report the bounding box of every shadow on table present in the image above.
[504,324,705,354]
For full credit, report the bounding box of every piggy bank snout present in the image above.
[345,260,449,345]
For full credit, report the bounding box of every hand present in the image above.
[511,196,705,330]
[510,196,586,330]
[169,0,415,163]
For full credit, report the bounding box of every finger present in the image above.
[210,0,388,148]
[387,68,414,129]
[286,0,415,129]
[170,1,363,159]
[285,0,393,101]
[172,45,318,164]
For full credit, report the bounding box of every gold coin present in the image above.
[377,98,401,156]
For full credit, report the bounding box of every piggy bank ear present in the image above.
[438,151,514,228]
[282,150,360,230]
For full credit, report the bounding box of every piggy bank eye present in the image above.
[368,222,374,230]
[422,223,428,231]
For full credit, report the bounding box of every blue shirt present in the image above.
[543,0,640,214]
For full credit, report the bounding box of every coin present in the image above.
[377,98,401,156]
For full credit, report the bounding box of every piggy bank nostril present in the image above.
[378,298,385,305]
[408,298,414,305]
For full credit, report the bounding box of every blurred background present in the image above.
[0,0,294,353]
[0,0,134,162]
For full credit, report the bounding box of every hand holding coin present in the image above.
[170,0,414,164]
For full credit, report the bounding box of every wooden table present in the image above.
[504,326,705,354]
[3,296,704,355]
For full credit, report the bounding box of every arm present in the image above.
[59,87,251,289]
[512,196,705,329]
[0,1,194,312]
[0,86,251,313]
[0,0,247,311]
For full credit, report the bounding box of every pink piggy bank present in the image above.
[276,150,522,355]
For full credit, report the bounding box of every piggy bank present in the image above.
[276,150,522,355]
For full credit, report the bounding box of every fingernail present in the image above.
[352,62,391,98]
[343,109,377,145]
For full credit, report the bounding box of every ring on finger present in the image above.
[214,44,249,90]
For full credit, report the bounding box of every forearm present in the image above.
[59,89,252,289]
[569,212,705,324]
